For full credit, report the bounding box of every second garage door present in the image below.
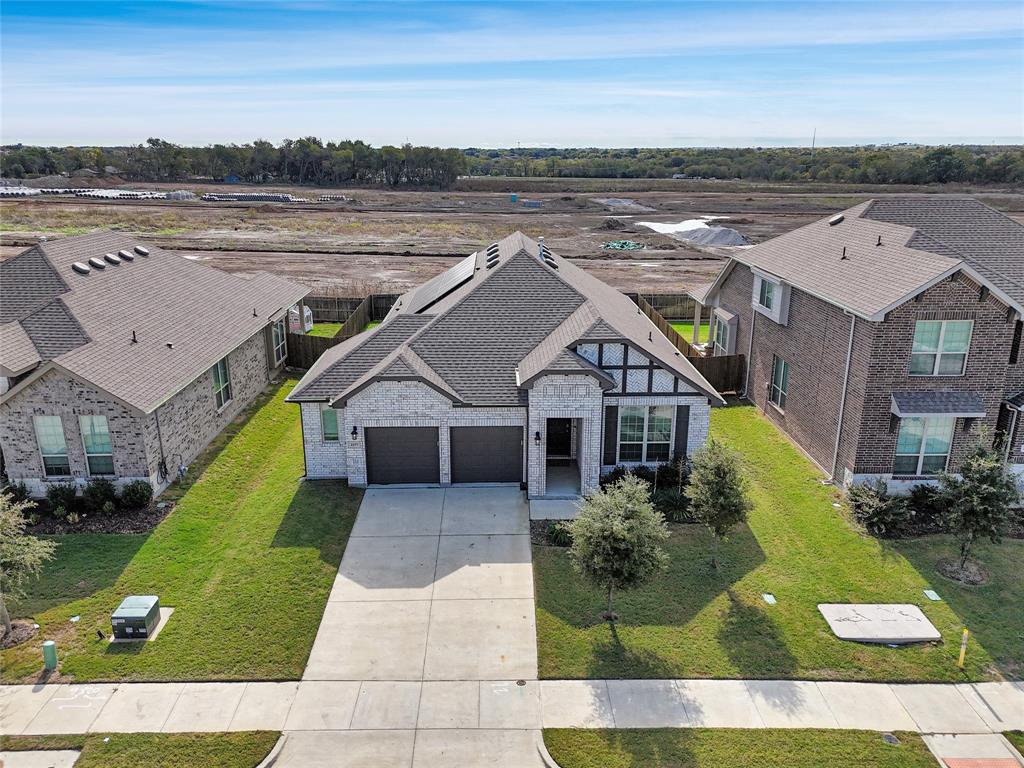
[450,426,523,483]
[365,426,440,485]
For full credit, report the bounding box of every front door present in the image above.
[546,418,572,459]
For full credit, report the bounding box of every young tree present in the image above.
[686,438,753,568]
[940,440,1019,572]
[0,490,57,637]
[568,474,669,621]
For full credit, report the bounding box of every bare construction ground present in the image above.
[2,181,1021,295]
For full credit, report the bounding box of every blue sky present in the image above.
[2,0,1022,147]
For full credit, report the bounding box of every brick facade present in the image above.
[1,324,281,496]
[714,262,1017,490]
[527,374,604,498]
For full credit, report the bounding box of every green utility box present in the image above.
[111,595,160,640]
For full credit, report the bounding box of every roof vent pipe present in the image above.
[876,235,882,247]
[253,307,258,317]
[131,330,138,344]
[841,246,848,260]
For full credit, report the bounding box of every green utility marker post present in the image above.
[42,640,58,671]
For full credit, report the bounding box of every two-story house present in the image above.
[696,198,1024,491]
[0,231,308,496]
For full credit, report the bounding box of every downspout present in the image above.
[154,406,169,485]
[1004,408,1018,463]
[828,312,857,483]
[742,310,756,399]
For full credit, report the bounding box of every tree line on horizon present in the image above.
[2,138,1021,188]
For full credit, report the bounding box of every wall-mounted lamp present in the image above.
[534,430,541,446]
[351,426,359,440]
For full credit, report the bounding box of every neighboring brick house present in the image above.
[696,198,1024,491]
[0,232,308,496]
[288,232,722,499]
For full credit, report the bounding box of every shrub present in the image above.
[65,508,80,524]
[687,438,753,567]
[846,479,910,537]
[654,486,693,522]
[2,481,31,504]
[545,521,573,547]
[907,484,947,533]
[82,478,118,514]
[45,482,78,515]
[120,480,154,510]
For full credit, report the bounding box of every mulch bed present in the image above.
[1,620,39,649]
[936,556,991,586]
[27,502,174,535]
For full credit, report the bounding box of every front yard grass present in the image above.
[1,732,279,768]
[534,404,1018,681]
[1,379,361,683]
[1005,732,1024,754]
[543,729,937,768]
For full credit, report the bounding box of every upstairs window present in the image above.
[757,279,776,310]
[79,415,114,476]
[894,416,954,475]
[272,319,287,366]
[713,315,730,357]
[321,405,339,441]
[910,320,972,376]
[211,356,232,409]
[34,415,70,476]
[770,355,789,410]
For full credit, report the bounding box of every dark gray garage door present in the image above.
[365,427,440,485]
[450,426,523,483]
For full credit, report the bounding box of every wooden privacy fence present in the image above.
[691,354,746,394]
[636,295,698,357]
[287,292,400,369]
[625,292,713,322]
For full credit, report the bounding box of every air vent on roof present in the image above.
[118,249,133,260]
[119,250,135,261]
[104,252,121,265]
[88,256,106,269]
[486,259,499,269]
[828,214,844,226]
[72,261,91,275]
[134,245,150,256]
[486,243,499,257]
[543,256,558,270]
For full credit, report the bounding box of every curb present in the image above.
[535,730,564,768]
[255,734,287,768]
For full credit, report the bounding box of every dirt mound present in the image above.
[598,217,627,230]
[681,226,749,246]
[2,619,38,649]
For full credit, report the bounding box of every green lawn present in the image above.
[669,321,710,344]
[1,732,279,768]
[543,729,937,768]
[1005,732,1024,754]
[307,322,342,337]
[364,321,380,331]
[2,379,361,683]
[534,404,1018,682]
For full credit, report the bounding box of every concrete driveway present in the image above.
[289,486,544,767]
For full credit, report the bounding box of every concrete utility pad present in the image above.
[424,598,537,680]
[228,682,298,731]
[108,607,174,644]
[329,535,439,602]
[89,683,184,733]
[411,729,546,768]
[350,488,444,537]
[0,684,59,735]
[0,751,81,768]
[818,603,941,643]
[674,680,764,728]
[441,487,530,535]
[304,600,431,680]
[275,730,415,767]
[892,684,990,733]
[540,680,615,728]
[432,534,533,600]
[22,684,116,734]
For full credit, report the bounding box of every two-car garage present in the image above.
[364,425,524,485]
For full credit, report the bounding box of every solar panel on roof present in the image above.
[406,252,477,314]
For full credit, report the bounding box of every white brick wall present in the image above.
[601,394,711,472]
[301,402,348,479]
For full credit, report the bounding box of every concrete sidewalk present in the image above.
[4,679,1022,737]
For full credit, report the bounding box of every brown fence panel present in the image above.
[336,296,372,340]
[636,295,697,357]
[692,354,746,394]
[286,332,343,370]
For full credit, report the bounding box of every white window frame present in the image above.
[893,416,955,476]
[320,404,339,441]
[34,415,71,477]
[272,318,287,367]
[751,271,790,325]
[211,356,232,410]
[616,405,675,464]
[757,278,775,310]
[769,355,789,412]
[909,319,972,377]
[79,414,115,477]
[713,314,730,357]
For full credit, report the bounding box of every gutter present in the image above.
[742,309,756,399]
[828,312,857,483]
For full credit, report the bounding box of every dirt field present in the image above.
[2,181,1021,295]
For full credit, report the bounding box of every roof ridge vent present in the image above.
[88,256,106,269]
[72,261,91,275]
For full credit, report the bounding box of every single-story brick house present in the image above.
[694,197,1024,491]
[0,232,308,496]
[288,232,723,498]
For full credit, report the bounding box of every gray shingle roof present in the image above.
[864,198,1024,303]
[890,390,986,418]
[1,232,308,412]
[0,322,40,376]
[0,246,68,323]
[291,232,723,406]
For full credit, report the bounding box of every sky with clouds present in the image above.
[2,0,1021,147]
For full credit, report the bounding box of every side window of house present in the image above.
[910,320,972,376]
[272,319,287,366]
[211,356,232,409]
[79,415,114,476]
[713,315,729,356]
[34,415,70,476]
[770,355,789,410]
[618,405,673,463]
[321,405,339,441]
[757,279,775,310]
[894,416,954,475]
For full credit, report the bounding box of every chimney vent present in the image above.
[131,330,137,344]
[840,246,848,260]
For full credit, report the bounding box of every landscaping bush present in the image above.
[654,486,694,522]
[545,521,573,547]
[82,478,118,515]
[45,482,78,516]
[846,479,911,537]
[601,459,693,522]
[120,480,154,510]
[2,482,31,504]
[907,484,947,534]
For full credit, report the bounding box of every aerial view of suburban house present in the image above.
[0,231,308,496]
[695,197,1024,490]
[288,231,723,498]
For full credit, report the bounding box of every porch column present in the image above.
[692,301,703,345]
